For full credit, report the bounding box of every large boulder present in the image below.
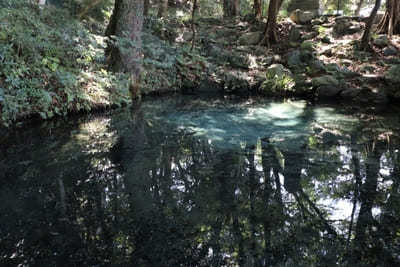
[288,25,302,43]
[332,17,362,36]
[259,64,296,95]
[238,32,262,45]
[290,9,315,24]
[383,46,398,56]
[316,85,343,97]
[312,75,340,87]
[333,17,351,36]
[373,35,390,48]
[287,0,320,14]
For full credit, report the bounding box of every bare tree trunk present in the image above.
[260,0,283,45]
[254,0,262,19]
[158,0,168,18]
[106,0,144,99]
[354,0,365,16]
[223,0,240,17]
[144,0,150,16]
[360,0,381,50]
[190,0,198,51]
[377,0,400,36]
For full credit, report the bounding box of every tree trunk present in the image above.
[260,0,283,45]
[254,0,262,19]
[223,0,240,17]
[360,0,381,50]
[354,0,365,16]
[144,0,150,16]
[106,0,144,99]
[377,0,400,37]
[158,0,168,18]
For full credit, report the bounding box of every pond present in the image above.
[1,95,400,266]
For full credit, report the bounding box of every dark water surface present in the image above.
[1,96,400,266]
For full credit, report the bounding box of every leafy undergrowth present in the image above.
[0,3,130,127]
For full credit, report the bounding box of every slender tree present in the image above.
[354,0,365,16]
[260,0,284,46]
[254,0,262,19]
[377,0,400,37]
[360,0,381,50]
[223,0,240,17]
[144,0,150,16]
[105,0,144,99]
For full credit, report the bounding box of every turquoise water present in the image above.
[1,96,400,266]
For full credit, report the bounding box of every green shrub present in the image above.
[0,3,129,126]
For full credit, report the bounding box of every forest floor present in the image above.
[152,14,400,106]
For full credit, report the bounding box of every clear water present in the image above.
[1,96,400,266]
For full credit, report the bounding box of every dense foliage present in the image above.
[0,1,130,126]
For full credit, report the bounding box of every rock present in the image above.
[290,9,315,24]
[355,87,388,104]
[340,59,353,67]
[238,32,262,45]
[287,49,302,67]
[260,56,273,66]
[373,35,389,48]
[340,87,361,100]
[347,24,362,34]
[182,31,193,42]
[308,59,326,74]
[316,85,343,98]
[359,64,376,73]
[302,31,319,40]
[289,26,302,42]
[383,46,398,56]
[312,75,339,87]
[266,64,293,78]
[260,64,295,95]
[287,49,314,70]
[215,28,238,38]
[228,53,249,69]
[311,18,324,25]
[287,0,320,14]
[333,17,351,36]
[385,65,400,84]
[321,47,333,57]
[301,41,314,51]
[223,70,250,94]
[321,35,332,44]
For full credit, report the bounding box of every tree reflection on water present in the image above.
[1,97,399,266]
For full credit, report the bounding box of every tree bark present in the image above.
[377,0,400,37]
[158,0,168,18]
[260,0,283,45]
[354,0,365,16]
[106,0,144,99]
[223,0,240,17]
[254,0,262,19]
[190,0,198,51]
[144,0,150,16]
[360,0,381,50]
